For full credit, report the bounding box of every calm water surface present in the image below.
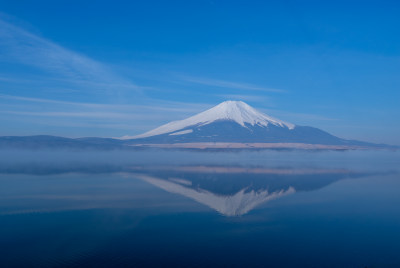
[0,150,399,267]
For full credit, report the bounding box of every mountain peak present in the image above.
[217,100,247,106]
[201,100,294,129]
[127,100,295,139]
[212,100,254,116]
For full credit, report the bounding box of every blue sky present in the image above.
[0,1,399,144]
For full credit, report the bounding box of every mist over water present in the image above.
[0,149,399,267]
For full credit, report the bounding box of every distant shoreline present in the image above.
[0,136,396,151]
[129,142,383,150]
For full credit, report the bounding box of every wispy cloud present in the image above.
[2,111,136,119]
[0,94,209,113]
[0,94,214,135]
[217,94,270,103]
[179,75,286,93]
[0,18,140,92]
[261,108,338,123]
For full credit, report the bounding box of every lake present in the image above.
[0,149,399,267]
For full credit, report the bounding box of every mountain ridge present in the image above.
[123,100,294,139]
[0,101,396,150]
[122,101,390,148]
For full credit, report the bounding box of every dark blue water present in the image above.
[0,150,399,267]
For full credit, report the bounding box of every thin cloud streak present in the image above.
[0,94,212,125]
[261,108,338,122]
[217,94,270,102]
[180,75,286,93]
[0,18,139,93]
[2,111,136,119]
[0,94,209,113]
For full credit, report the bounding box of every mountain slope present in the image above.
[124,100,378,146]
[0,101,393,150]
[123,100,294,139]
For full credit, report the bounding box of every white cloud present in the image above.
[0,93,214,135]
[0,93,210,113]
[0,18,140,92]
[217,94,270,102]
[180,75,286,93]
[260,108,338,122]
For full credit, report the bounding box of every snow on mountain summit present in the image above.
[206,101,294,129]
[128,100,295,139]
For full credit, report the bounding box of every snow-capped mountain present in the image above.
[1,100,390,150]
[129,100,294,139]
[123,100,375,147]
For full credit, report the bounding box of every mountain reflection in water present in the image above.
[130,166,366,216]
[1,150,399,268]
[0,161,370,217]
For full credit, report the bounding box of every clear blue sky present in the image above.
[0,0,399,144]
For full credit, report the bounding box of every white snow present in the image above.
[169,129,193,136]
[125,100,295,139]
